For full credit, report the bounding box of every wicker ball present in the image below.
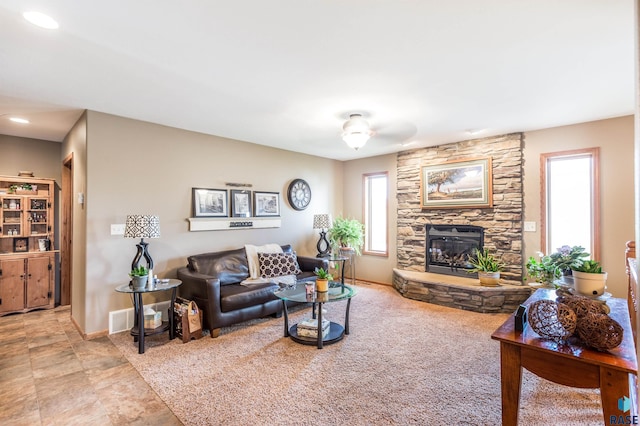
[576,312,624,351]
[556,293,608,318]
[528,300,577,342]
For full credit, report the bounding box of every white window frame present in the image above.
[363,172,389,257]
[540,148,600,259]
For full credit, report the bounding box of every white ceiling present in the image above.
[0,1,634,161]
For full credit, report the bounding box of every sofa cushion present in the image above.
[187,248,249,285]
[220,282,279,312]
[245,244,283,279]
[258,252,302,278]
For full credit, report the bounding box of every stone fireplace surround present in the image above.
[393,133,527,311]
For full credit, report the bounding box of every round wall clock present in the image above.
[287,179,311,211]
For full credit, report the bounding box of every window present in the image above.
[363,172,388,256]
[541,148,600,259]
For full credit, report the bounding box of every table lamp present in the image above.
[313,214,331,257]
[124,214,160,272]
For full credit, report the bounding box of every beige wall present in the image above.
[522,115,635,298]
[83,111,343,335]
[0,135,61,181]
[342,154,398,285]
[62,112,88,329]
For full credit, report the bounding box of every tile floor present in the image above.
[0,306,182,425]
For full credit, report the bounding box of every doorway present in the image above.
[61,154,73,306]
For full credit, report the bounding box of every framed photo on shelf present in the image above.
[253,191,280,217]
[13,237,29,253]
[230,190,252,218]
[420,157,493,209]
[192,188,228,217]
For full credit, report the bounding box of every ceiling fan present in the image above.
[341,112,417,150]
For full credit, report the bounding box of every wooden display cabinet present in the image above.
[0,176,56,315]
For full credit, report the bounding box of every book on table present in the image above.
[297,318,330,338]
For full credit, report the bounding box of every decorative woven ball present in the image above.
[576,312,624,351]
[528,300,577,342]
[556,293,609,318]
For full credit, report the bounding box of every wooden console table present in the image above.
[491,288,637,425]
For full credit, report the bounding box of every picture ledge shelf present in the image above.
[187,217,281,231]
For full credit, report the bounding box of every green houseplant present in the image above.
[129,265,149,290]
[468,248,504,286]
[314,267,333,292]
[328,217,364,256]
[572,260,607,296]
[524,253,561,287]
[548,245,589,275]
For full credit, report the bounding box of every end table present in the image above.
[115,279,182,354]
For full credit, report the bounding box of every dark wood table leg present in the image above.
[282,300,289,337]
[600,367,632,424]
[168,288,177,340]
[345,298,352,335]
[137,293,145,354]
[500,342,522,426]
[317,301,323,349]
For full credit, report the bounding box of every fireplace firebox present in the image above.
[426,225,484,278]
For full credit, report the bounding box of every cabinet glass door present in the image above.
[27,197,48,237]
[1,197,23,237]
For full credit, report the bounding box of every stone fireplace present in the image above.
[426,224,484,278]
[392,133,531,312]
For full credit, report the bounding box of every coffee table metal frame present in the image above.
[115,279,182,354]
[274,281,356,349]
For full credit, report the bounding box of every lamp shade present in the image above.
[124,215,160,238]
[313,214,331,229]
[342,113,372,150]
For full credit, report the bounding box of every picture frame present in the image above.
[253,191,280,217]
[420,157,493,209]
[13,237,29,253]
[230,190,252,218]
[192,188,228,217]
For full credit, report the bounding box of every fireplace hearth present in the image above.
[426,225,484,278]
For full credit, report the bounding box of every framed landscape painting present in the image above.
[192,188,228,217]
[254,191,280,217]
[420,157,493,209]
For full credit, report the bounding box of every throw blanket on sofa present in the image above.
[244,243,283,278]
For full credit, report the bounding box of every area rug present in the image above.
[110,283,603,425]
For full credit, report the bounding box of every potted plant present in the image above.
[548,245,590,276]
[328,217,364,256]
[129,265,149,290]
[572,260,607,296]
[468,248,504,286]
[524,253,561,287]
[314,267,333,292]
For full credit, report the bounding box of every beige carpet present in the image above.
[110,283,603,425]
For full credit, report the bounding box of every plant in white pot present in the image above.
[328,217,364,256]
[571,260,607,296]
[468,248,505,286]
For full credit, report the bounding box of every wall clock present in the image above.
[287,179,311,211]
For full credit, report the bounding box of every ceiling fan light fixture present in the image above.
[342,113,371,150]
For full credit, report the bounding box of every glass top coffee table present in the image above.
[274,281,356,349]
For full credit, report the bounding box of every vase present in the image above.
[572,270,607,296]
[478,271,500,286]
[316,278,329,292]
[131,275,149,290]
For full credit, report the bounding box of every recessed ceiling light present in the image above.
[23,11,59,29]
[9,117,30,124]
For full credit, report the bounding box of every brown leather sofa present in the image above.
[177,245,328,337]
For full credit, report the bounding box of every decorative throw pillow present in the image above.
[245,244,283,279]
[258,252,302,278]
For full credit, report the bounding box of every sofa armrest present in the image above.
[177,266,223,332]
[297,255,329,273]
